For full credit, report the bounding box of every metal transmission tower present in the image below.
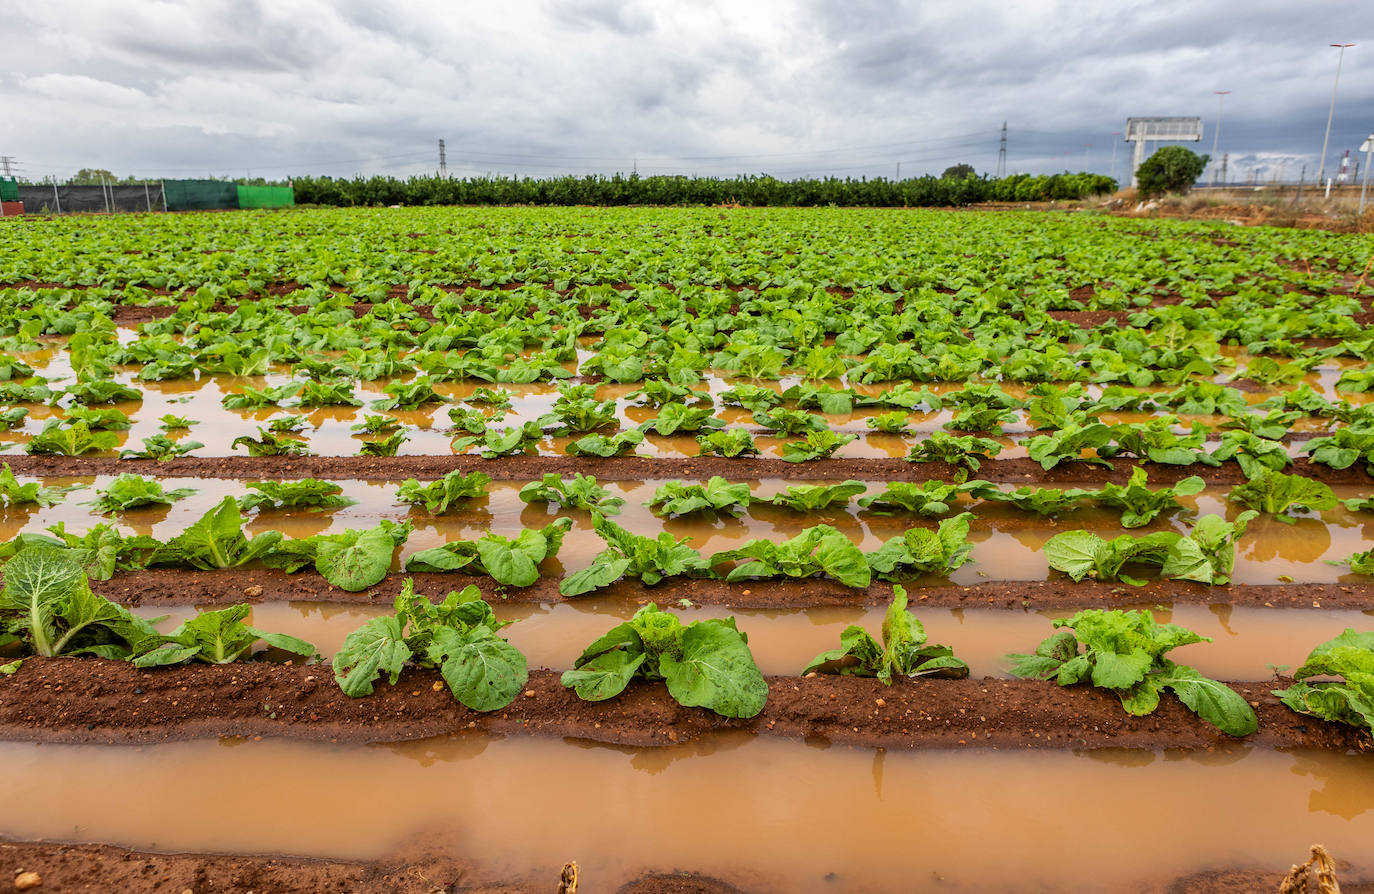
[0,157,14,177]
[438,139,447,177]
[996,122,1007,178]
[1220,153,1229,186]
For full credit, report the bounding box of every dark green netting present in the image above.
[163,180,239,211]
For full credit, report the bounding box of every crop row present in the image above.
[5,470,1371,594]
[23,463,1374,531]
[1,207,1366,302]
[5,285,1373,385]
[7,376,1374,473]
[2,545,1370,746]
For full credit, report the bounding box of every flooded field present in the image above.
[1,330,1368,460]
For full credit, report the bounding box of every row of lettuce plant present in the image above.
[5,550,1368,742]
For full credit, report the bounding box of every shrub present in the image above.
[1136,147,1209,198]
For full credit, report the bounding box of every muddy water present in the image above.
[141,600,1374,681]
[3,329,1364,460]
[9,477,1373,587]
[0,735,1372,892]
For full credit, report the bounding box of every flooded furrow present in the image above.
[2,334,1366,459]
[10,477,1374,586]
[0,735,1370,892]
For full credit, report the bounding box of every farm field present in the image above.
[0,205,1373,891]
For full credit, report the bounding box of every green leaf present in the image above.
[427,626,528,711]
[0,548,84,656]
[660,620,768,718]
[332,615,411,697]
[1042,531,1105,581]
[1157,662,1258,736]
[149,496,284,570]
[560,553,632,597]
[561,649,646,700]
[315,526,397,591]
[474,536,540,587]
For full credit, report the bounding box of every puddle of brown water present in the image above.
[143,601,1374,682]
[1,736,1372,892]
[6,478,1372,587]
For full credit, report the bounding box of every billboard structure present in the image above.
[1123,117,1202,187]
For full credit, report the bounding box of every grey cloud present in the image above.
[1,0,1368,185]
[549,0,655,35]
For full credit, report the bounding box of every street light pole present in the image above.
[1318,43,1355,188]
[1209,90,1230,186]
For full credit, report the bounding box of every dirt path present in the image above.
[4,454,1367,485]
[89,568,1374,610]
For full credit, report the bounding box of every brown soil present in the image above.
[109,303,437,325]
[89,568,1374,610]
[0,659,1362,753]
[0,839,526,894]
[1,838,1367,894]
[618,876,748,894]
[3,454,1365,485]
[1049,307,1374,327]
[1155,868,1374,894]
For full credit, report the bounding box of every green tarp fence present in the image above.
[163,179,239,211]
[236,185,295,208]
[0,178,17,202]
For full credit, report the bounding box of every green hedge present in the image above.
[236,185,295,208]
[291,171,1116,208]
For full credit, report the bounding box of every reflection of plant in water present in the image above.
[1289,751,1374,820]
[661,512,747,540]
[1207,603,1235,637]
[1078,748,1157,769]
[382,731,491,768]
[1236,515,1331,565]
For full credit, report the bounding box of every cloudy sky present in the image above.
[2,0,1369,185]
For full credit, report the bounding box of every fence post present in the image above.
[102,177,111,214]
[161,181,168,213]
[53,182,61,214]
[144,182,151,212]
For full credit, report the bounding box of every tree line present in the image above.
[290,171,1117,207]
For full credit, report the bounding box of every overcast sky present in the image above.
[2,0,1370,184]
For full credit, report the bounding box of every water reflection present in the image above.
[563,730,753,775]
[381,732,493,767]
[1237,515,1332,565]
[1289,750,1374,820]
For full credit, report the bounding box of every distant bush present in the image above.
[1136,147,1210,198]
[291,171,1117,208]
